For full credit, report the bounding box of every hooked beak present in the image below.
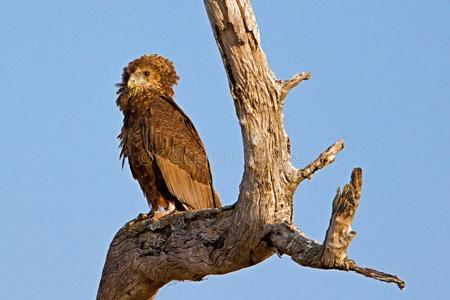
[127,73,147,89]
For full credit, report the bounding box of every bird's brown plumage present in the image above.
[117,54,221,216]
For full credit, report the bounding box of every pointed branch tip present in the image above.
[279,71,312,102]
[352,265,406,289]
[294,140,344,184]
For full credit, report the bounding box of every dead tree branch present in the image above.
[268,168,405,289]
[96,1,404,299]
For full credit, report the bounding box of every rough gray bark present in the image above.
[97,1,405,299]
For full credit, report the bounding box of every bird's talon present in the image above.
[137,213,149,220]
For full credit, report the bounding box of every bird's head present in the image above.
[117,54,179,98]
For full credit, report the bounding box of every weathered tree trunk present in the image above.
[97,1,404,299]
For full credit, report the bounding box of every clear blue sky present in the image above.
[1,1,448,299]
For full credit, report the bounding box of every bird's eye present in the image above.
[143,71,150,76]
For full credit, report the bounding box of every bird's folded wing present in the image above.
[155,155,218,210]
[144,94,221,209]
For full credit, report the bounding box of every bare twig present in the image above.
[278,71,312,103]
[293,140,345,184]
[351,264,406,289]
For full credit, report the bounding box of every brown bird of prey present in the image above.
[116,54,221,218]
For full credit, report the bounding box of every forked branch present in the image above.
[268,168,405,289]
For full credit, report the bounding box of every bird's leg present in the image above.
[151,200,176,220]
